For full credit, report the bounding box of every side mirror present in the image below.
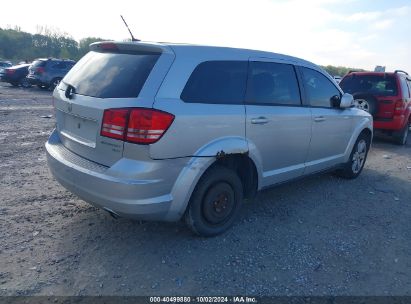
[340,93,353,108]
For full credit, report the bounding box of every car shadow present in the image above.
[48,164,411,296]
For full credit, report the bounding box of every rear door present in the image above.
[245,58,311,187]
[300,67,353,173]
[53,44,174,166]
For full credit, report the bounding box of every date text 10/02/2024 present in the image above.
[149,296,257,303]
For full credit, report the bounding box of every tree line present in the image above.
[0,26,106,62]
[0,26,365,75]
[321,65,366,77]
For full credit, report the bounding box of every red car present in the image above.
[340,70,411,145]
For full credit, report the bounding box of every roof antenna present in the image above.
[120,15,140,42]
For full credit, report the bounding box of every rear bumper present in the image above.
[27,76,43,86]
[374,115,407,131]
[45,129,189,221]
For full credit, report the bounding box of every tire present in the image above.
[20,78,31,88]
[335,133,371,179]
[353,93,378,115]
[10,82,19,87]
[185,166,243,237]
[393,122,409,145]
[49,78,62,91]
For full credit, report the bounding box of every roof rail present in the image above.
[394,70,409,75]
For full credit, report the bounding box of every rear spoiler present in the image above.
[89,41,174,55]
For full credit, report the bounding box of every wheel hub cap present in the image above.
[352,139,367,174]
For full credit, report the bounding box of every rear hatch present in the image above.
[28,60,47,77]
[53,42,175,166]
[340,73,399,119]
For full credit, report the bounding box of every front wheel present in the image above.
[48,78,62,91]
[335,133,371,179]
[185,166,243,237]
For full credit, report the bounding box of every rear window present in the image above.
[181,61,248,104]
[31,60,46,68]
[340,74,398,96]
[62,51,160,98]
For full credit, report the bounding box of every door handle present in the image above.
[251,117,269,124]
[314,116,326,122]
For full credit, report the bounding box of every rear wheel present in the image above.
[335,133,371,179]
[185,166,243,237]
[393,122,409,145]
[10,82,19,87]
[20,78,31,88]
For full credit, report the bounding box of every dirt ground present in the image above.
[1,82,411,297]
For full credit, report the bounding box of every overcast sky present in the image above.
[2,0,410,72]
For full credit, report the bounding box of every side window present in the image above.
[52,62,66,70]
[302,67,341,107]
[408,80,411,98]
[400,77,410,99]
[246,61,301,105]
[181,61,247,104]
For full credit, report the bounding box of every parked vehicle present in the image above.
[0,61,14,80]
[46,41,373,236]
[340,70,411,145]
[27,58,75,90]
[0,64,31,87]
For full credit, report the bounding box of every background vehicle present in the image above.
[46,42,373,236]
[27,58,75,90]
[0,64,31,87]
[340,70,411,145]
[0,61,13,80]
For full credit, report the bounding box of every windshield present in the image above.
[62,51,160,99]
[340,74,398,96]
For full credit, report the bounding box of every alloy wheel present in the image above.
[352,139,367,174]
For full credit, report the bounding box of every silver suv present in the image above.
[46,41,373,236]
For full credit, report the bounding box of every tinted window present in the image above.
[340,74,398,97]
[302,67,341,107]
[52,62,67,69]
[399,77,410,98]
[31,60,46,68]
[246,62,301,105]
[181,61,247,104]
[63,51,160,98]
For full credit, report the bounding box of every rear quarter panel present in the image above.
[151,47,249,159]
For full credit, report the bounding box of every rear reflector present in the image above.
[101,108,174,144]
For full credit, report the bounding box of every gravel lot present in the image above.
[1,82,411,297]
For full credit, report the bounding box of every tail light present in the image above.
[101,109,129,140]
[101,108,174,144]
[394,99,405,115]
[36,67,45,74]
[6,69,15,75]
